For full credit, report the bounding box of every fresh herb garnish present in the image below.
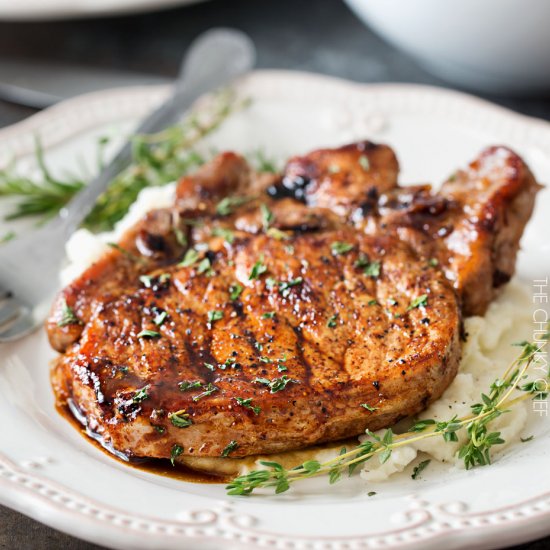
[262,312,276,319]
[192,383,219,402]
[1,231,15,243]
[360,403,378,412]
[266,227,289,240]
[260,203,274,231]
[354,255,380,278]
[169,410,193,428]
[132,385,150,403]
[409,419,436,432]
[219,357,237,370]
[249,258,268,280]
[327,314,338,328]
[173,226,187,247]
[277,277,303,297]
[140,273,170,288]
[107,242,144,263]
[358,155,370,171]
[428,258,439,267]
[277,363,288,373]
[153,310,167,326]
[207,310,224,324]
[212,227,235,243]
[179,248,200,267]
[407,294,428,311]
[170,444,183,466]
[136,329,161,339]
[254,375,298,393]
[229,283,244,301]
[221,440,239,457]
[364,261,380,278]
[331,241,354,255]
[216,196,251,216]
[178,380,202,392]
[235,397,261,415]
[411,459,431,480]
[57,298,80,327]
[139,275,154,288]
[197,257,214,276]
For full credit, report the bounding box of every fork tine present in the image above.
[0,310,36,342]
[0,297,22,325]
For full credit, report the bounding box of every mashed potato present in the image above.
[360,280,532,481]
[64,185,534,482]
[61,183,176,285]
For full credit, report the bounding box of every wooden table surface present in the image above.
[0,0,548,548]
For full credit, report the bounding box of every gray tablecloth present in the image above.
[0,0,548,548]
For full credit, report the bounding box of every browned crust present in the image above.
[47,141,539,461]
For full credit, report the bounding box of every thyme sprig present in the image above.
[227,330,548,496]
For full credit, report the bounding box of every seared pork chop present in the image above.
[48,141,539,463]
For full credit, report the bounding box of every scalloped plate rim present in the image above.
[1,69,549,550]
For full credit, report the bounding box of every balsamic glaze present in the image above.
[58,400,224,484]
[267,175,311,203]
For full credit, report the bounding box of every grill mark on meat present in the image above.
[291,324,312,386]
[184,339,216,383]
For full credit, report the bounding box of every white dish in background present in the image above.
[344,0,550,94]
[0,71,549,550]
[0,0,205,21]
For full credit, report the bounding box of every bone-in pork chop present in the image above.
[48,141,539,463]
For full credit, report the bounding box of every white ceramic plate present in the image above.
[1,71,549,550]
[0,0,205,21]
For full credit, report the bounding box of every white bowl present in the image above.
[344,0,550,94]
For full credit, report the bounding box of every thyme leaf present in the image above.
[235,397,261,415]
[229,283,244,301]
[216,195,251,216]
[170,444,183,466]
[407,294,428,311]
[249,258,267,280]
[331,241,354,255]
[57,298,80,327]
[136,329,161,339]
[169,410,193,428]
[411,459,431,480]
[254,375,298,393]
[222,440,239,457]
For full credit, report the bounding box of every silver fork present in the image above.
[0,28,255,343]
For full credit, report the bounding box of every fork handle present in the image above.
[59,28,255,236]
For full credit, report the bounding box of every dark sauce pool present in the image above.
[56,402,227,484]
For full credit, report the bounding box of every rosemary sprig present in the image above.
[0,139,84,223]
[227,328,548,496]
[0,89,243,232]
